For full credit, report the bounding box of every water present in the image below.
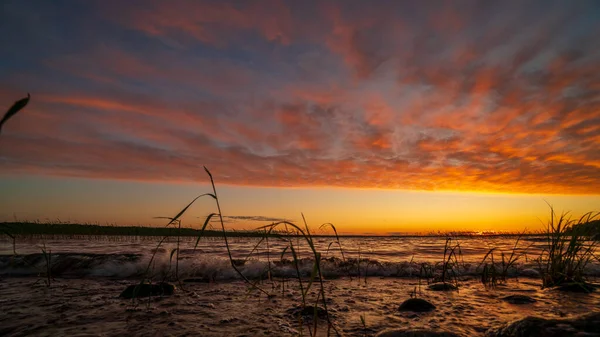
[1,235,597,280]
[1,235,599,336]
[0,235,544,261]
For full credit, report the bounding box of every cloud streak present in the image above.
[0,1,599,194]
[224,216,292,223]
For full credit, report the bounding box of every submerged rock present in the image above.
[427,283,458,291]
[501,295,536,304]
[485,312,600,337]
[398,298,436,312]
[119,282,175,299]
[376,329,461,337]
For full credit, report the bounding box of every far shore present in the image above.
[0,221,555,239]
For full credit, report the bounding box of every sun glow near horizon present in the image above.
[1,176,598,235]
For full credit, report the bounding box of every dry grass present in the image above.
[478,233,528,288]
[537,205,600,291]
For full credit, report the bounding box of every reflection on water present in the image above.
[0,235,546,262]
[1,235,599,336]
[1,235,599,280]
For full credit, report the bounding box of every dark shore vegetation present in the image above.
[537,206,599,291]
[0,221,559,238]
[0,221,283,238]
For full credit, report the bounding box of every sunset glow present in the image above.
[1,1,599,233]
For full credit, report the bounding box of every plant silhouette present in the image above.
[0,93,30,135]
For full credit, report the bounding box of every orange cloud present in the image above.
[1,1,599,195]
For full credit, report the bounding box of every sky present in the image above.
[0,1,599,234]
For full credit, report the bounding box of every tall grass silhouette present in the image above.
[1,93,31,253]
[537,205,600,292]
[478,233,528,288]
[257,216,341,336]
[127,166,343,334]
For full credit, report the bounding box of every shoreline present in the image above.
[1,222,551,238]
[1,276,598,337]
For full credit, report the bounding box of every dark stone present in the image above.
[376,329,461,337]
[183,277,212,283]
[501,295,536,304]
[231,259,246,267]
[553,282,597,293]
[398,298,436,312]
[287,305,328,319]
[485,312,600,337]
[427,283,458,291]
[119,282,175,299]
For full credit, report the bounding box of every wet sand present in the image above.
[1,277,598,336]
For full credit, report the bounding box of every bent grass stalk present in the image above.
[0,93,30,135]
[153,217,183,283]
[257,217,341,336]
[1,225,16,255]
[319,223,345,261]
[203,166,270,296]
[437,237,462,290]
[131,193,217,301]
[41,243,52,287]
[31,242,53,288]
[1,94,31,263]
[478,233,527,288]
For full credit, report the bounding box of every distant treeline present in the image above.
[0,221,536,239]
[0,222,280,238]
[570,219,600,239]
[2,221,599,239]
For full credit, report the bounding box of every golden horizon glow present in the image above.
[1,176,598,235]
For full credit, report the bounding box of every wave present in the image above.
[2,252,600,281]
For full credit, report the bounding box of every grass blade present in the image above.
[194,213,218,250]
[0,93,30,134]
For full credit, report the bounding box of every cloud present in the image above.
[224,215,292,223]
[101,0,296,46]
[0,1,599,194]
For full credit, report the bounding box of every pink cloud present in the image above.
[1,1,599,195]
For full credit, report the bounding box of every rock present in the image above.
[376,329,461,337]
[485,312,600,337]
[501,295,536,304]
[287,305,329,319]
[119,282,175,299]
[398,298,436,312]
[553,282,597,293]
[519,268,540,277]
[427,283,458,291]
[231,259,246,266]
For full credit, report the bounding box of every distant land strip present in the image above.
[5,221,598,238]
